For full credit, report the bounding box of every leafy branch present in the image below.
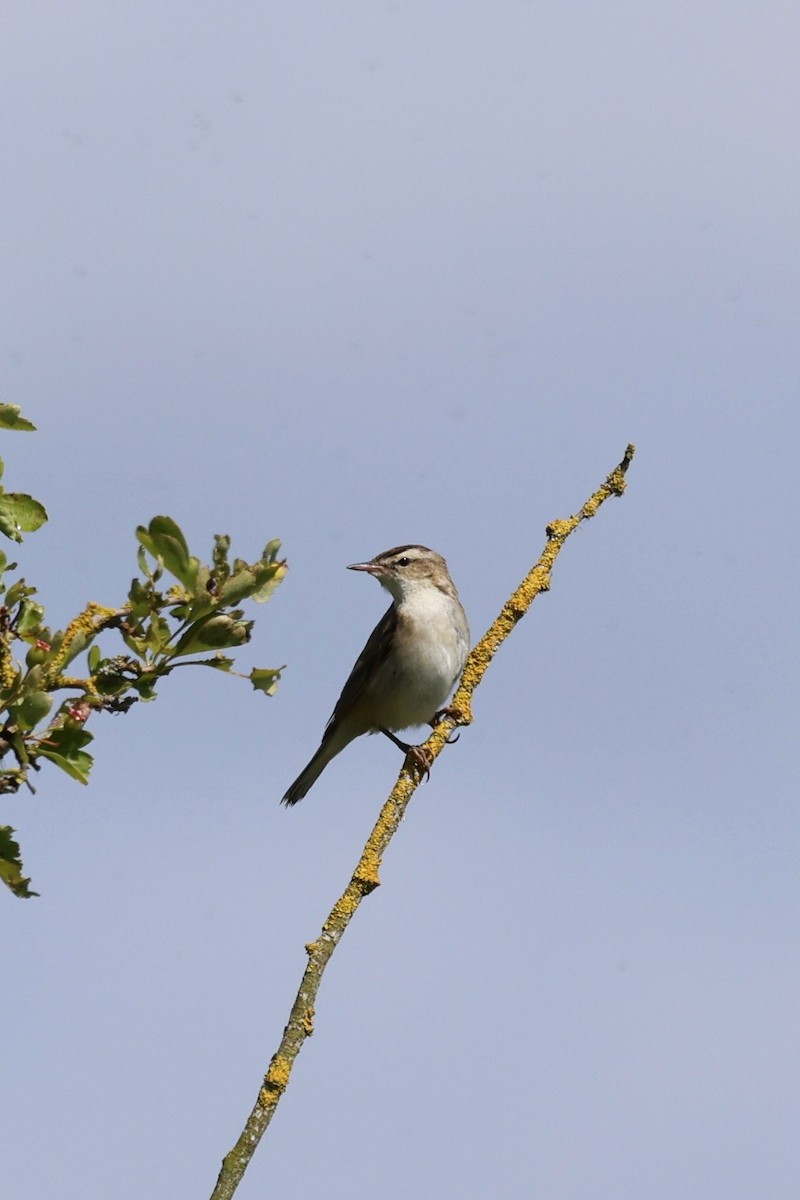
[0,406,286,898]
[209,443,636,1199]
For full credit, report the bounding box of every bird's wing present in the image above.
[322,603,396,742]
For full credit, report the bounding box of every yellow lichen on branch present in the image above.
[208,443,635,1200]
[0,643,18,690]
[263,1055,291,1093]
[45,602,123,682]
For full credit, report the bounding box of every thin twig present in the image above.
[209,443,635,1200]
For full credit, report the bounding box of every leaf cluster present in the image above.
[0,406,286,897]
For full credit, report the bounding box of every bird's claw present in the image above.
[430,705,464,743]
[431,704,465,725]
[406,744,433,783]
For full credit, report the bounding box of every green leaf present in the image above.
[169,568,219,625]
[14,691,53,730]
[249,666,282,696]
[192,564,212,596]
[0,404,37,432]
[144,614,172,655]
[136,516,199,590]
[172,614,252,657]
[87,644,101,673]
[20,664,45,694]
[127,577,153,617]
[204,654,234,671]
[251,561,287,603]
[0,826,38,898]
[218,564,267,606]
[37,749,93,783]
[5,579,35,607]
[136,544,152,578]
[216,559,286,606]
[120,626,147,658]
[0,493,48,541]
[16,599,45,638]
[36,723,94,784]
[133,676,158,701]
[47,630,64,657]
[94,670,130,696]
[4,578,35,608]
[58,628,90,669]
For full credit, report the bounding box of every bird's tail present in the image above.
[281,747,330,806]
[281,726,355,806]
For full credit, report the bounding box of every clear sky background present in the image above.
[3,3,798,1198]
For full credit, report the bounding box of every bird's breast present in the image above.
[369,591,468,731]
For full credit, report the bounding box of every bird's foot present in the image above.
[405,743,433,782]
[380,728,434,782]
[430,705,465,744]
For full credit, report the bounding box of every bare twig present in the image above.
[210,443,635,1199]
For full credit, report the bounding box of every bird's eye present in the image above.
[397,557,411,567]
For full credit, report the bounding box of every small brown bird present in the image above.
[281,545,470,805]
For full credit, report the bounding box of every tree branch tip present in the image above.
[610,443,636,491]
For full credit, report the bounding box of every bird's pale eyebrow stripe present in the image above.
[379,544,432,559]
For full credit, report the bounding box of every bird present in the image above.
[281,544,470,806]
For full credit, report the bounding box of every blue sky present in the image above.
[3,3,799,1198]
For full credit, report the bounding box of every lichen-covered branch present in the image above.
[209,443,636,1200]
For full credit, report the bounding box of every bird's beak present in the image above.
[347,560,381,574]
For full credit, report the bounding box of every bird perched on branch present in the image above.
[281,545,469,806]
